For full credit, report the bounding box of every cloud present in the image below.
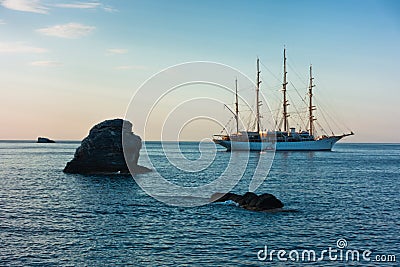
[102,5,117,12]
[0,42,47,53]
[115,65,147,70]
[1,0,48,14]
[53,2,117,12]
[36,23,95,39]
[30,60,62,67]
[0,19,5,25]
[107,48,128,55]
[1,0,116,14]
[53,2,101,9]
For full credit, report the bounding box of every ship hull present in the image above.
[214,136,342,151]
[213,140,274,151]
[276,136,342,151]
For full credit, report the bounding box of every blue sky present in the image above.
[0,0,399,141]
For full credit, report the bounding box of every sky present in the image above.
[0,0,399,142]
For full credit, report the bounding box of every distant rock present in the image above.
[63,118,151,174]
[37,137,55,143]
[210,192,284,211]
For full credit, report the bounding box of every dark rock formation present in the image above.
[37,137,55,143]
[63,119,151,174]
[210,192,284,211]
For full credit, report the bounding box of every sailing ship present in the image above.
[212,49,354,151]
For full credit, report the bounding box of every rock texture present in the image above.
[211,192,284,211]
[63,119,151,174]
[37,137,55,143]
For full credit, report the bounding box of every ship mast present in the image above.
[256,58,261,133]
[308,64,316,136]
[235,78,239,134]
[282,48,289,132]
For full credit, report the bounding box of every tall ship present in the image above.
[213,49,353,151]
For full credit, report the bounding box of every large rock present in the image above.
[63,119,151,174]
[211,192,284,211]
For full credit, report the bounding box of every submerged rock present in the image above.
[37,137,55,143]
[63,118,151,174]
[210,192,284,211]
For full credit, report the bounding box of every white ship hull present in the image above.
[276,136,342,151]
[214,136,343,151]
[213,140,274,151]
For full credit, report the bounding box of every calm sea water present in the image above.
[0,141,399,266]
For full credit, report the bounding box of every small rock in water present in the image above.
[37,137,55,143]
[210,192,284,211]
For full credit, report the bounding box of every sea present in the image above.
[0,141,399,266]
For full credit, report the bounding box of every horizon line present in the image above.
[0,139,399,144]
